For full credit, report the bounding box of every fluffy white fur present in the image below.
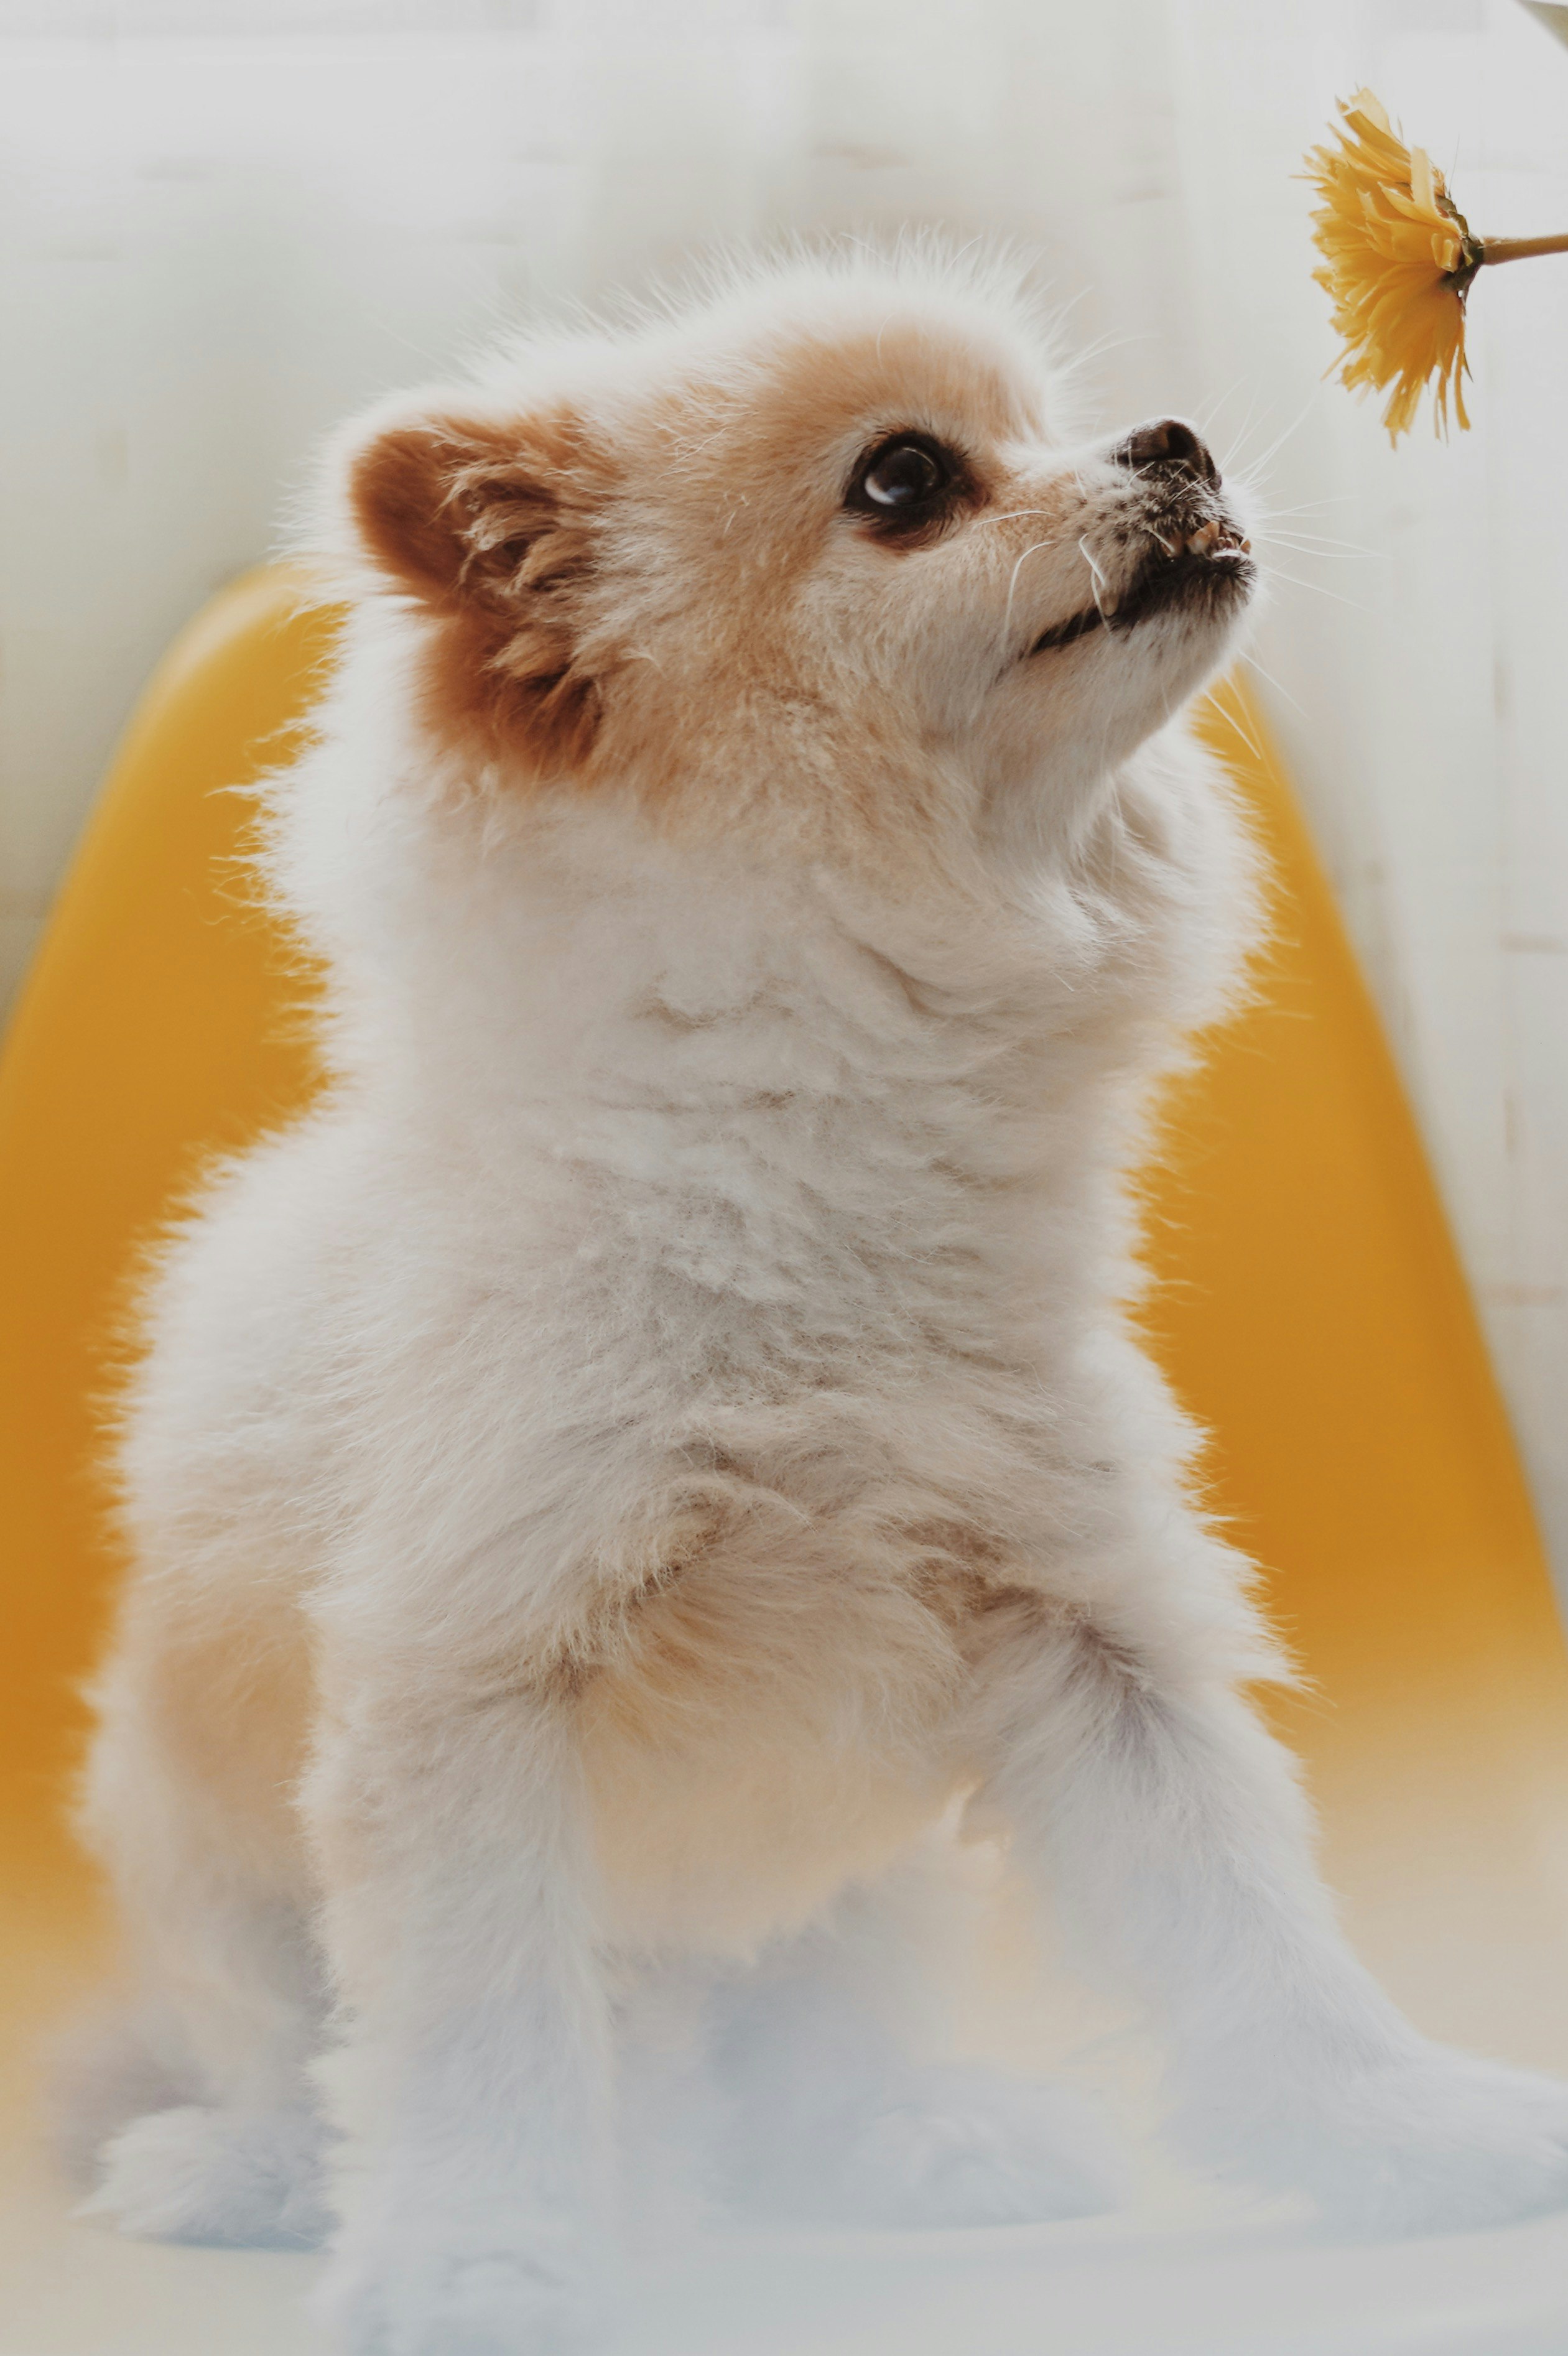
[64,247,1568,2354]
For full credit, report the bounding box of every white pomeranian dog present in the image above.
[65,246,1568,2354]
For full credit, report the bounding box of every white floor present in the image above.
[10,2158,1568,2356]
[11,1887,1568,2356]
[11,2028,1568,2356]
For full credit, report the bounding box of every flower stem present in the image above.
[1478,232,1568,266]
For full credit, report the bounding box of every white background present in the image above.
[4,0,1568,1591]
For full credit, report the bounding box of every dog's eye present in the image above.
[861,442,943,508]
[846,433,962,531]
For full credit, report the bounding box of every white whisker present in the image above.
[1238,647,1308,722]
[1004,536,1067,636]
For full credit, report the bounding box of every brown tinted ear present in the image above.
[346,407,605,776]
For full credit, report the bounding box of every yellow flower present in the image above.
[1304,90,1480,443]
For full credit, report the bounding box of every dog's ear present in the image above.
[345,406,606,777]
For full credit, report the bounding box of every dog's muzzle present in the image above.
[1031,416,1254,656]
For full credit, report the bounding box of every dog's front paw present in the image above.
[313,2218,609,2356]
[837,2062,1128,2227]
[730,2059,1126,2229]
[80,2104,329,2248]
[1196,2045,1568,2237]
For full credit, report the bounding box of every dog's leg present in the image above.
[304,1654,612,2356]
[68,1596,330,2248]
[706,1844,1124,2226]
[973,1593,1568,2233]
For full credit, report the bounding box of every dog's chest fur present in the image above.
[271,761,1241,1952]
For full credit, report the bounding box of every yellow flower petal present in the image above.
[1302,90,1478,440]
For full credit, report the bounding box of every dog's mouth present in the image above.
[1031,514,1254,657]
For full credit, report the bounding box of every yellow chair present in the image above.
[6,562,1568,2083]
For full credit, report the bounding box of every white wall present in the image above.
[5,0,1568,1588]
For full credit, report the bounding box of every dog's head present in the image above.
[330,249,1253,871]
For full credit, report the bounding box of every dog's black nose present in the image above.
[1111,417,1220,488]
